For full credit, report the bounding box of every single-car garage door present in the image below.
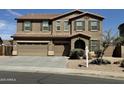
[54,43,70,56]
[17,43,48,56]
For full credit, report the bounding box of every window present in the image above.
[24,21,31,31]
[90,21,99,31]
[56,21,61,31]
[75,21,85,31]
[64,21,69,31]
[42,21,49,31]
[90,40,100,51]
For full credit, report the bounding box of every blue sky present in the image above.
[0,9,124,40]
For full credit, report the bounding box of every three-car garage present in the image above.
[16,41,70,56]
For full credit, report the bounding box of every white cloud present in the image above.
[7,9,22,16]
[0,20,6,29]
[0,20,16,40]
[0,22,5,28]
[0,34,12,40]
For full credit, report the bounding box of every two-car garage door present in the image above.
[17,42,70,56]
[17,43,48,56]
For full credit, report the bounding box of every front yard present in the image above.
[67,57,124,73]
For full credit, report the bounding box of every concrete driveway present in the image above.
[0,56,67,68]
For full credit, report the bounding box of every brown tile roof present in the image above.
[51,9,83,20]
[16,9,83,20]
[69,12,104,21]
[16,10,104,20]
[16,14,61,20]
[12,33,91,39]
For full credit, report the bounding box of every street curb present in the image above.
[0,65,124,80]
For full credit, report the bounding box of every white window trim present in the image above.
[56,20,61,31]
[64,20,69,31]
[90,20,99,31]
[42,20,49,32]
[75,21,84,31]
[24,21,31,31]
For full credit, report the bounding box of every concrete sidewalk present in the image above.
[0,65,124,80]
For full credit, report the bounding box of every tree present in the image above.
[113,36,124,46]
[96,30,115,60]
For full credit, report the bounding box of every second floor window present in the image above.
[90,21,100,31]
[75,21,85,31]
[42,21,49,31]
[64,21,69,31]
[56,21,61,31]
[24,21,31,31]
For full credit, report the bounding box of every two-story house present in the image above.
[12,10,104,56]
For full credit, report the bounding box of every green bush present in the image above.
[90,59,111,65]
[69,49,85,59]
[120,60,124,67]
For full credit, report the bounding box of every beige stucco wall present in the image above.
[52,13,79,35]
[71,16,102,41]
[17,20,52,35]
[14,13,103,56]
[16,14,103,41]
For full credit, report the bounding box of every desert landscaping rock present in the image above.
[67,57,124,73]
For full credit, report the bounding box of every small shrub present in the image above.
[83,53,92,60]
[69,49,85,59]
[90,59,111,65]
[95,49,103,58]
[120,60,124,67]
[113,61,120,64]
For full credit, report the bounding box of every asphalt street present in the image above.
[0,71,124,84]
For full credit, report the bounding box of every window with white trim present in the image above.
[24,21,31,31]
[56,21,61,31]
[64,21,69,31]
[42,20,49,31]
[90,21,99,31]
[75,21,85,31]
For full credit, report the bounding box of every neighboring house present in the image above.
[118,23,124,37]
[118,23,124,57]
[0,37,3,55]
[12,10,104,56]
[0,37,2,45]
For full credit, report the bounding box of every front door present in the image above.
[74,40,85,50]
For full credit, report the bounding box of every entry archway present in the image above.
[74,39,85,50]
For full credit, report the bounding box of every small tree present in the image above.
[96,30,115,60]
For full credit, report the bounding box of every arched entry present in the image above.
[74,40,85,50]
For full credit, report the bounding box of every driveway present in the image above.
[0,56,67,68]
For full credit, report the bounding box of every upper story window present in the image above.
[24,21,31,31]
[42,20,49,31]
[64,21,69,31]
[75,21,85,31]
[56,21,61,31]
[89,21,100,31]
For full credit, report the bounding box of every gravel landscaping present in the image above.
[66,57,124,73]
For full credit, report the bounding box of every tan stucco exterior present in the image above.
[12,10,104,56]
